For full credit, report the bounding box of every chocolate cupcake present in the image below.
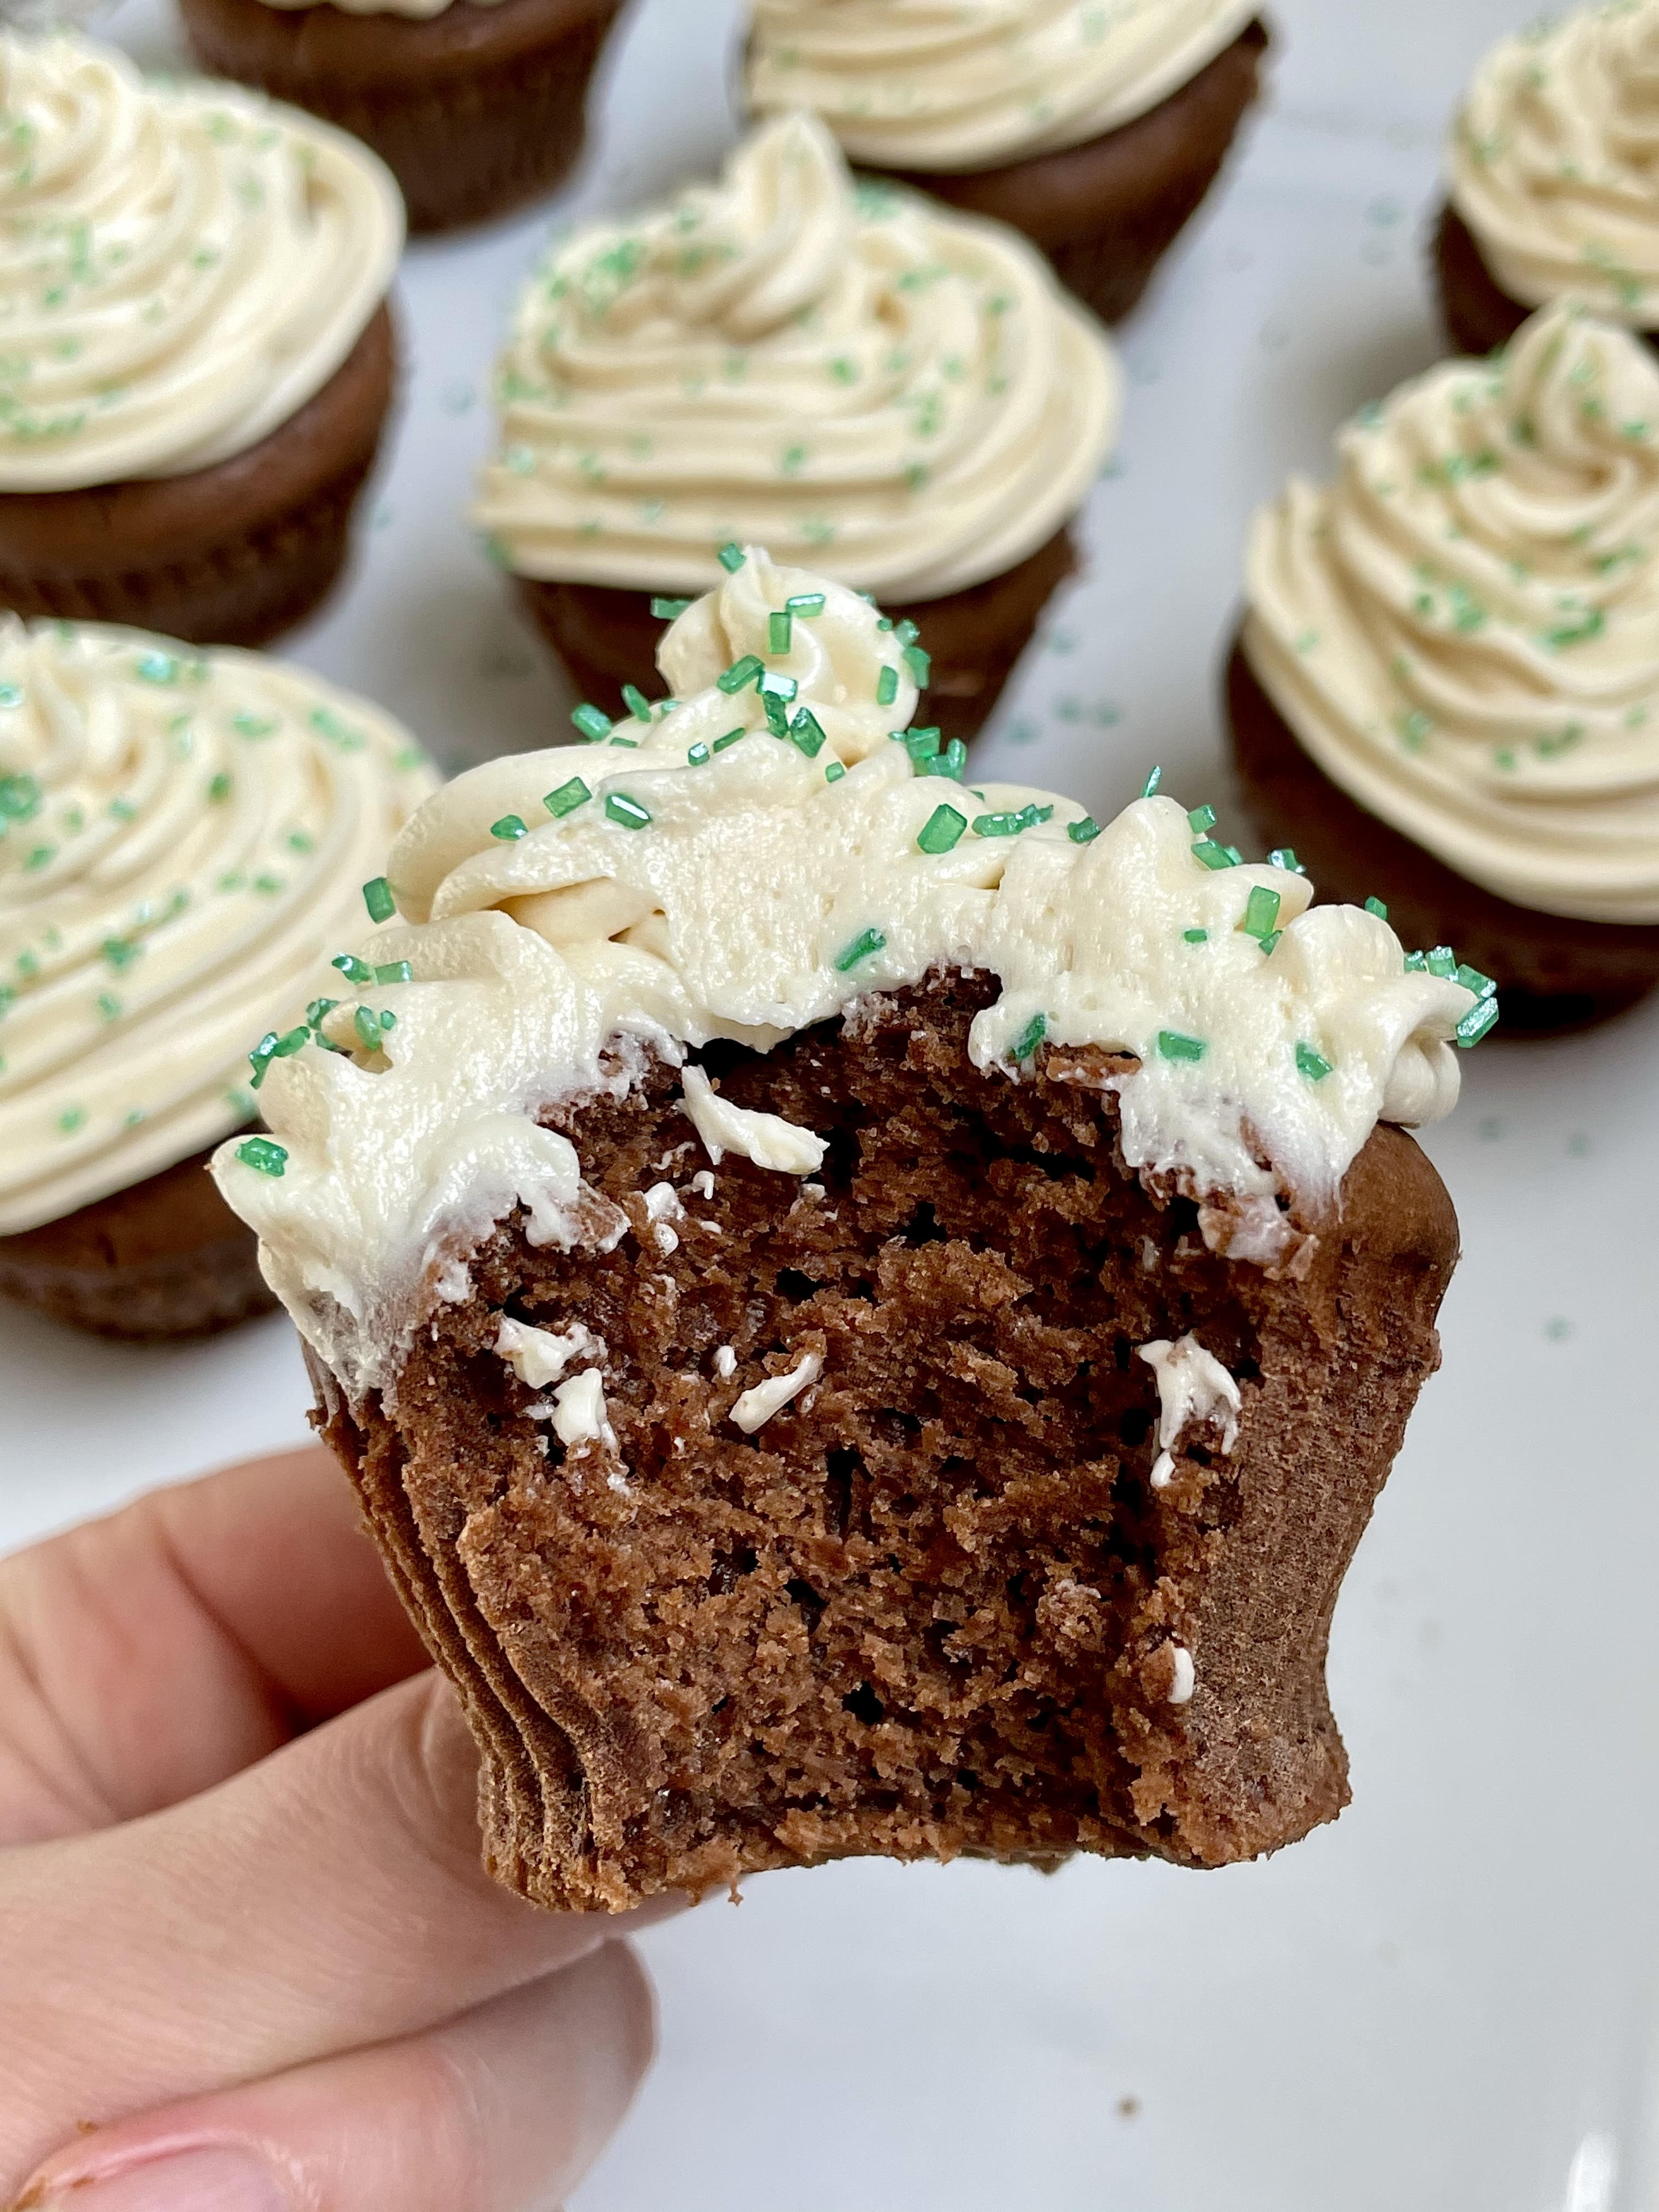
[0,617,435,1339]
[0,32,403,648]
[215,552,1487,1913]
[744,0,1269,325]
[178,0,623,234]
[1436,1,1659,358]
[473,112,1121,745]
[1231,302,1659,1034]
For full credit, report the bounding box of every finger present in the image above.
[16,1942,654,2212]
[0,1446,428,1839]
[0,1673,680,2182]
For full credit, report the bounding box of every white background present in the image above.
[7,1,1659,2205]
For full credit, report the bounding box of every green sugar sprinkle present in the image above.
[877,616,893,631]
[835,927,886,972]
[0,773,41,820]
[1364,895,1389,920]
[622,684,653,724]
[273,1025,309,1059]
[1404,950,1427,973]
[1188,804,1217,834]
[717,543,746,573]
[1158,1030,1207,1064]
[95,991,120,1022]
[206,771,232,803]
[306,997,337,1030]
[898,725,941,762]
[1068,815,1101,844]
[718,654,764,695]
[921,738,968,781]
[1011,1012,1047,1063]
[1295,1041,1333,1082]
[136,651,177,685]
[1457,996,1500,1047]
[1183,927,1208,944]
[236,1136,287,1177]
[894,619,919,646]
[354,1006,386,1049]
[763,690,790,737]
[101,935,139,972]
[608,735,641,749]
[1258,930,1282,956]
[686,741,710,768]
[1240,885,1282,940]
[1425,945,1457,978]
[1193,838,1242,870]
[902,644,931,687]
[917,803,967,855]
[974,803,1052,839]
[58,1105,85,1136]
[332,951,374,985]
[571,702,612,742]
[1142,765,1163,798]
[769,611,793,654]
[651,596,692,620]
[759,670,799,704]
[786,592,826,617]
[490,814,528,841]
[789,708,827,758]
[713,727,747,752]
[1269,848,1305,874]
[375,960,413,985]
[876,665,899,707]
[1457,963,1497,1001]
[362,876,396,923]
[605,792,652,830]
[825,760,848,783]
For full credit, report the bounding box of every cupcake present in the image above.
[1437,1,1659,358]
[0,32,403,648]
[476,113,1120,747]
[215,552,1487,1914]
[0,617,435,1339]
[744,0,1270,325]
[1232,302,1659,1034]
[179,0,623,234]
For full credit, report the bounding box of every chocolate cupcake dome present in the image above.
[745,0,1270,325]
[1436,0,1659,358]
[1232,302,1659,1031]
[0,32,402,647]
[216,551,1488,1912]
[475,113,1121,746]
[0,618,435,1338]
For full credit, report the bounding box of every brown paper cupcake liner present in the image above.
[1226,631,1659,1032]
[520,526,1079,748]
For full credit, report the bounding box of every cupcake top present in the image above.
[1244,302,1659,925]
[0,33,403,493]
[473,113,1120,602]
[213,548,1488,1400]
[1449,0,1659,328]
[745,0,1260,172]
[0,620,435,1236]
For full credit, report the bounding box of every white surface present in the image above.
[4,2,1658,2207]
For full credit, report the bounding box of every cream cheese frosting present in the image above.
[1449,0,1659,328]
[473,112,1120,601]
[746,0,1260,171]
[0,32,403,493]
[1244,302,1659,925]
[211,549,1486,1403]
[0,619,435,1235]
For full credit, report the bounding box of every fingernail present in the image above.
[29,2147,291,2212]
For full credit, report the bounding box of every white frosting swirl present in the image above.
[0,32,403,492]
[1244,303,1659,926]
[746,0,1260,171]
[1449,0,1659,328]
[211,551,1479,1401]
[473,112,1120,601]
[0,618,436,1235]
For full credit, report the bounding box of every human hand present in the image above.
[0,1445,662,2212]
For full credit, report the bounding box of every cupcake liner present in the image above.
[1226,632,1659,1033]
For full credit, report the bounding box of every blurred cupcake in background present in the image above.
[744,0,1269,324]
[179,0,623,233]
[0,618,435,1339]
[475,111,1121,744]
[0,33,402,646]
[1437,0,1659,358]
[1228,302,1659,1033]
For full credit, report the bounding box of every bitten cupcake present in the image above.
[0,617,434,1339]
[179,0,622,233]
[1437,0,1659,358]
[475,112,1121,744]
[744,0,1269,324]
[1231,302,1659,1032]
[0,33,402,647]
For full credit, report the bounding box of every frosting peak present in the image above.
[1245,301,1659,924]
[474,112,1120,601]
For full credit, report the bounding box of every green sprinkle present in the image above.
[306,998,338,1030]
[1192,839,1239,870]
[272,1025,309,1059]
[759,670,799,705]
[786,592,826,617]
[1457,996,1500,1047]
[921,739,968,780]
[1295,1042,1333,1082]
[769,611,793,654]
[835,927,886,972]
[713,727,747,752]
[973,811,1023,837]
[686,742,710,768]
[1157,1030,1207,1064]
[1269,848,1305,874]
[1403,950,1427,974]
[101,936,139,972]
[1068,815,1102,844]
[1011,1012,1046,1063]
[206,771,232,803]
[605,792,652,830]
[902,644,930,687]
[899,725,941,762]
[375,960,413,985]
[917,804,967,855]
[332,952,375,985]
[718,543,746,573]
[1183,927,1208,944]
[490,814,528,841]
[825,760,847,783]
[608,735,641,749]
[571,702,613,742]
[1258,931,1282,956]
[380,1008,397,1031]
[354,1006,385,1050]
[1142,766,1163,798]
[1188,804,1217,834]
[237,1136,287,1177]
[247,1029,279,1088]
[1364,895,1389,920]
[651,596,692,620]
[1456,963,1497,1001]
[135,651,177,684]
[233,712,278,740]
[717,654,764,695]
[622,684,653,724]
[363,876,396,923]
[788,708,827,758]
[95,990,120,1022]
[876,665,899,707]
[0,773,41,820]
[1240,885,1282,940]
[1425,945,1457,979]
